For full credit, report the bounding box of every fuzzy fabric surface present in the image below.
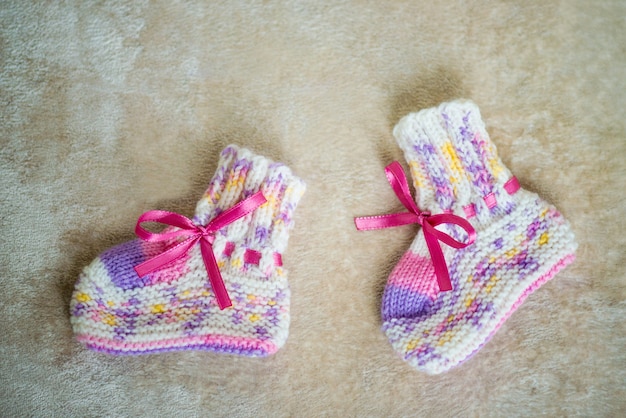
[1,1,624,416]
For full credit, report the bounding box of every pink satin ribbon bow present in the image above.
[354,162,476,292]
[133,191,267,310]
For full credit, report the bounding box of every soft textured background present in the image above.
[1,1,625,416]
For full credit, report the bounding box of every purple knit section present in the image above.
[100,239,150,290]
[83,342,272,357]
[381,285,435,321]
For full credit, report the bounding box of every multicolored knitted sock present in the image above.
[380,100,577,374]
[70,144,306,356]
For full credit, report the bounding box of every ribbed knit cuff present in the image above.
[194,145,306,254]
[393,100,514,216]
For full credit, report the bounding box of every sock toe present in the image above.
[381,249,439,321]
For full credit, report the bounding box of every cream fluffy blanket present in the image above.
[1,1,624,416]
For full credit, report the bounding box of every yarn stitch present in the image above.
[70,144,306,356]
[381,100,577,374]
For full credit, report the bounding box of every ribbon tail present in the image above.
[134,236,199,277]
[199,240,232,310]
[423,226,453,292]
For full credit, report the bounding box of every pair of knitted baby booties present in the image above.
[70,100,577,374]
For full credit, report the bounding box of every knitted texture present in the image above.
[381,100,577,374]
[70,145,306,356]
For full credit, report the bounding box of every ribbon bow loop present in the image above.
[133,191,267,310]
[354,162,476,292]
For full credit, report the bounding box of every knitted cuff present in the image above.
[393,100,518,226]
[194,145,306,256]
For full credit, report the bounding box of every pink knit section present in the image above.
[140,239,192,286]
[76,333,278,355]
[388,251,439,299]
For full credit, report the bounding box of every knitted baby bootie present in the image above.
[359,100,577,374]
[70,144,306,356]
